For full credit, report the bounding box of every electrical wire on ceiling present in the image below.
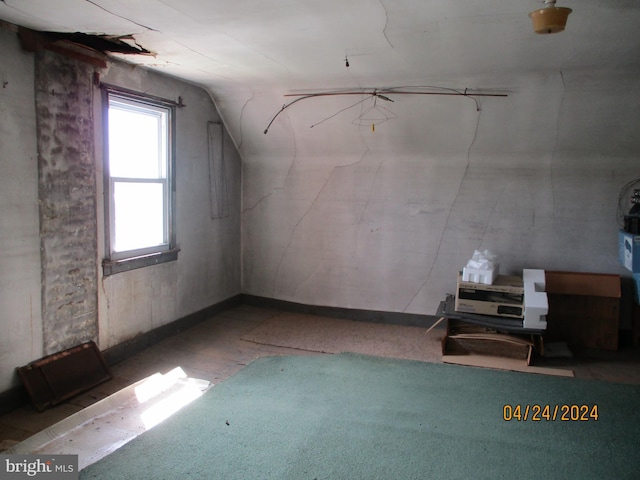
[263,87,508,135]
[308,95,371,130]
[307,91,397,132]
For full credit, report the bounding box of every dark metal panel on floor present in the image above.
[17,341,112,411]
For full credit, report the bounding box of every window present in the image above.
[102,86,178,275]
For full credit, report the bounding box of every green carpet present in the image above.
[81,354,640,480]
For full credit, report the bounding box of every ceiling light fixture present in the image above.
[529,0,572,34]
[351,94,397,133]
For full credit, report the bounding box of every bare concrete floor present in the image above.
[1,304,640,459]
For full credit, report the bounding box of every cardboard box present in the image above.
[544,271,620,350]
[442,319,534,364]
[441,319,573,376]
[457,272,524,294]
[455,273,524,318]
[618,229,640,272]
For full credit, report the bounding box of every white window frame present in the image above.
[102,85,178,275]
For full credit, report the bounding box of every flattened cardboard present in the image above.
[442,354,574,377]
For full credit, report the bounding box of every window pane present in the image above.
[103,88,176,272]
[108,103,167,179]
[113,182,166,253]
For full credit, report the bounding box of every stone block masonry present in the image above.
[35,50,98,355]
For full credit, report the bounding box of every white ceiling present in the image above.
[2,0,640,151]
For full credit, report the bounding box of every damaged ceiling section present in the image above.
[17,26,154,68]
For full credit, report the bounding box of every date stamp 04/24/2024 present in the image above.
[503,404,599,422]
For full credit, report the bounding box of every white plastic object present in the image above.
[522,269,548,330]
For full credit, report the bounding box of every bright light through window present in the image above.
[105,91,174,263]
[108,105,167,179]
[113,182,165,252]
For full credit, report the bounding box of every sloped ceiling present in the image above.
[1,0,640,153]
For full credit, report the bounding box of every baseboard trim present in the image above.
[240,294,440,328]
[0,295,244,416]
[1,293,440,415]
[101,294,243,366]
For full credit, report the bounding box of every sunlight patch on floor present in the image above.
[136,367,207,429]
[6,368,211,470]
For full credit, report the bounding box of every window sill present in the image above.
[102,248,180,276]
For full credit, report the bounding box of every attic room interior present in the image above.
[1,0,640,477]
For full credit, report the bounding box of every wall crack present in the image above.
[84,0,158,32]
[402,106,482,312]
[379,0,394,48]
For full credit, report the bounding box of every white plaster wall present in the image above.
[96,63,242,349]
[0,32,241,393]
[241,68,640,316]
[0,26,43,391]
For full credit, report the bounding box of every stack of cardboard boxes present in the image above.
[443,267,549,367]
